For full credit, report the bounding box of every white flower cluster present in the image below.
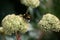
[38,13,60,32]
[2,14,29,35]
[21,0,40,8]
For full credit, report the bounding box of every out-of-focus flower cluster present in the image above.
[2,14,29,35]
[38,13,60,32]
[20,0,40,8]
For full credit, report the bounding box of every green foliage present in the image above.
[52,0,60,19]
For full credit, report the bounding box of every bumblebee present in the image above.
[19,13,31,22]
[23,13,31,21]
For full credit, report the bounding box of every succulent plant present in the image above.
[2,14,29,35]
[20,0,40,8]
[38,13,60,32]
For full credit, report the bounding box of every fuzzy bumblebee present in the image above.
[2,14,29,35]
[20,0,40,8]
[38,13,60,32]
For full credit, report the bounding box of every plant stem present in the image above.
[16,32,21,40]
[2,34,6,40]
[25,7,29,14]
[38,31,45,40]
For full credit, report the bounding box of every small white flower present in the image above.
[2,14,29,35]
[21,0,40,8]
[38,13,60,32]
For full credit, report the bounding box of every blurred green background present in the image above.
[0,0,60,40]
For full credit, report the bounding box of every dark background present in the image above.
[0,0,28,26]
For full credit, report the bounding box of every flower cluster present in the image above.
[20,0,40,8]
[2,14,29,35]
[38,13,60,32]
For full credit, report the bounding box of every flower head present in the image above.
[38,13,60,32]
[21,0,40,8]
[2,14,29,35]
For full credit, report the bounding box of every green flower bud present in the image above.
[38,13,60,32]
[21,0,40,8]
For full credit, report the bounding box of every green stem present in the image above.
[2,34,6,40]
